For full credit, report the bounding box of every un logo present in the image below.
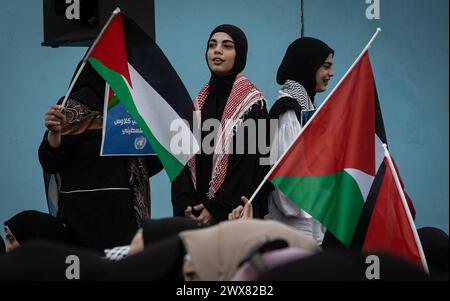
[134,136,147,150]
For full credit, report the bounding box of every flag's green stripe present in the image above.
[107,95,120,110]
[270,170,365,246]
[89,57,184,181]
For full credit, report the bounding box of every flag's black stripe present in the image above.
[349,161,387,251]
[350,82,388,251]
[374,80,387,145]
[322,164,388,252]
[122,14,194,124]
[350,81,387,251]
[323,82,388,252]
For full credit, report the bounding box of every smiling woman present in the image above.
[171,24,272,225]
[266,37,335,245]
[206,32,236,76]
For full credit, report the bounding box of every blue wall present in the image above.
[0,0,448,241]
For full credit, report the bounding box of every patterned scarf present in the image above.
[188,73,265,199]
[128,157,150,227]
[61,98,102,135]
[278,80,315,110]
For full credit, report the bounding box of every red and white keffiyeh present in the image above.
[188,73,265,199]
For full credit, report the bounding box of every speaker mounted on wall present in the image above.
[42,0,155,47]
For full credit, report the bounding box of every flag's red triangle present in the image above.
[363,157,423,269]
[90,14,132,87]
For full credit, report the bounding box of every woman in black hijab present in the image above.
[418,227,449,280]
[266,37,334,245]
[3,210,64,252]
[172,24,271,224]
[0,236,5,254]
[38,62,163,252]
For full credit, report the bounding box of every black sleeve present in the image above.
[146,155,164,177]
[38,131,84,174]
[38,98,92,174]
[269,96,302,120]
[171,166,199,217]
[203,103,273,222]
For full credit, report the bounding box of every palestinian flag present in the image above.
[87,12,198,181]
[269,52,385,247]
[361,151,428,271]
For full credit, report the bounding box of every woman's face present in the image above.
[4,225,20,252]
[314,53,334,92]
[207,32,236,76]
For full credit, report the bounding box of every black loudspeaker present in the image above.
[42,0,155,47]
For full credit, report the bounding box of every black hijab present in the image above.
[418,227,449,280]
[257,251,429,281]
[106,236,186,281]
[4,210,63,245]
[142,217,206,246]
[0,241,110,281]
[206,24,248,95]
[0,236,4,254]
[67,61,106,112]
[277,37,334,100]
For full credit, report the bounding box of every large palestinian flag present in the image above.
[269,52,385,247]
[87,12,198,181]
[268,50,428,271]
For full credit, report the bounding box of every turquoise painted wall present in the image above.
[0,0,448,242]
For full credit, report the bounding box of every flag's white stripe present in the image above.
[344,134,386,202]
[127,63,199,165]
[375,134,384,171]
[344,168,374,202]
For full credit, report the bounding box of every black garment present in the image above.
[277,37,334,101]
[257,251,429,281]
[0,236,4,254]
[39,127,162,251]
[418,227,449,280]
[106,236,186,281]
[269,96,304,121]
[142,217,206,246]
[172,101,270,222]
[0,241,110,281]
[4,210,64,245]
[196,75,234,208]
[0,237,185,281]
[207,24,248,74]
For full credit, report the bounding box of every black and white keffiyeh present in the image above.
[278,80,315,111]
[104,245,130,261]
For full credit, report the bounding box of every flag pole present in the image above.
[245,28,382,205]
[382,144,430,274]
[60,7,121,108]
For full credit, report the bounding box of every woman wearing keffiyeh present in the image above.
[266,37,335,245]
[172,24,271,224]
